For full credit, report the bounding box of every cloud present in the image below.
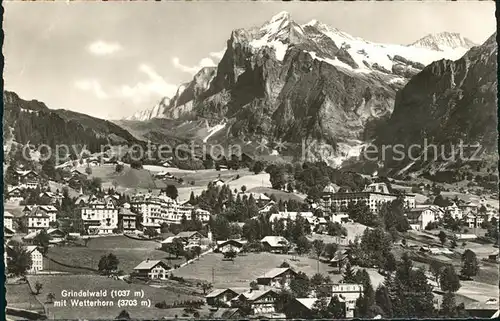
[172,56,217,74]
[88,41,122,56]
[75,65,177,104]
[118,64,178,103]
[74,79,109,99]
[209,49,226,60]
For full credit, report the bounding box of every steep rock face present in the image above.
[125,97,170,121]
[377,33,497,173]
[123,12,477,166]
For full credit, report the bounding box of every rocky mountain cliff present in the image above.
[124,12,476,166]
[375,33,497,176]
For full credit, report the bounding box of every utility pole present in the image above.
[212,267,214,284]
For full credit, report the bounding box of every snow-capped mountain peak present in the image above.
[409,32,476,51]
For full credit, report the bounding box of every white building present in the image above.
[133,259,170,279]
[321,183,416,214]
[444,202,463,219]
[26,246,43,273]
[331,283,363,318]
[4,211,14,231]
[407,207,436,231]
[23,205,57,223]
[24,208,51,234]
[81,196,118,234]
[130,193,211,227]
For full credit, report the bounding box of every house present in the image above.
[406,207,436,231]
[444,202,463,219]
[218,165,228,171]
[23,205,58,223]
[261,236,290,253]
[4,211,14,231]
[269,211,315,227]
[6,186,24,201]
[176,231,204,243]
[194,208,211,222]
[329,250,348,269]
[465,213,486,229]
[133,259,170,279]
[81,196,119,234]
[231,289,279,315]
[118,204,136,232]
[330,283,364,318]
[212,178,226,188]
[216,239,247,254]
[206,288,240,306]
[487,251,499,263]
[14,170,40,187]
[23,228,66,245]
[210,307,244,319]
[330,212,350,224]
[256,268,298,289]
[26,246,43,273]
[292,297,346,318]
[24,207,51,233]
[237,192,270,207]
[259,200,276,214]
[39,191,63,205]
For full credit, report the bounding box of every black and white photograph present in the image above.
[2,1,498,320]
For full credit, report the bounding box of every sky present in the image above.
[3,1,496,120]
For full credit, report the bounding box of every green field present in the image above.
[26,275,202,319]
[5,282,45,312]
[45,235,184,274]
[173,252,384,289]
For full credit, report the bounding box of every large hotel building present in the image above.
[320,182,416,214]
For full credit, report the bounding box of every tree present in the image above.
[449,234,458,249]
[34,281,43,295]
[440,292,468,318]
[312,240,325,273]
[7,243,33,276]
[85,166,92,175]
[223,249,237,262]
[184,250,195,262]
[34,230,51,255]
[383,252,397,273]
[144,227,159,239]
[46,292,56,304]
[250,281,259,290]
[252,161,265,174]
[290,271,310,297]
[201,282,213,295]
[115,164,124,173]
[115,310,131,320]
[98,253,119,275]
[429,261,443,286]
[241,185,247,193]
[375,285,393,317]
[295,236,311,255]
[460,249,479,279]
[164,185,178,200]
[343,261,357,283]
[192,246,202,258]
[165,238,185,259]
[438,231,447,247]
[323,243,339,261]
[440,265,461,293]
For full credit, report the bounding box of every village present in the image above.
[3,155,500,320]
